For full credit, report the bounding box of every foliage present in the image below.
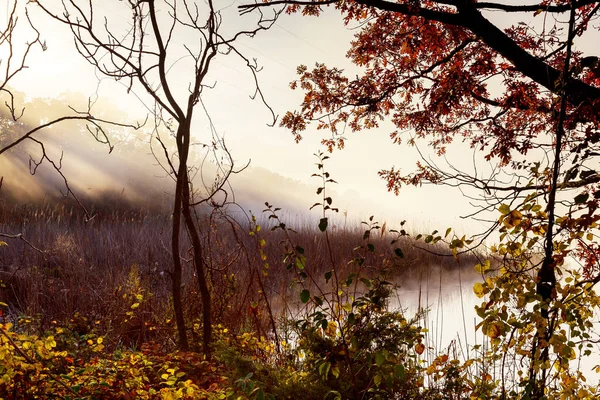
[292,280,427,399]
[235,0,600,397]
[2,159,600,399]
[0,319,251,399]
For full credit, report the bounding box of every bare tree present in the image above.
[1,1,140,244]
[35,0,280,354]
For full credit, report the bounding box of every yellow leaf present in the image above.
[161,390,178,400]
[325,321,337,338]
[44,336,56,350]
[474,260,491,274]
[502,210,523,229]
[487,322,502,339]
[473,282,485,298]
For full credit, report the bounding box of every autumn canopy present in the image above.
[240,0,600,188]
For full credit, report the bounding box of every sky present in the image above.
[0,1,545,236]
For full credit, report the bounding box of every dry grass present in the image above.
[0,198,482,350]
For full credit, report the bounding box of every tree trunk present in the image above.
[171,168,189,351]
[181,172,212,358]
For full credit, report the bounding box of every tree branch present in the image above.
[474,0,599,13]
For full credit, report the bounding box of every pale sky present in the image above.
[2,1,563,236]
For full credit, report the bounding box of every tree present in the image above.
[240,0,600,396]
[35,0,279,355]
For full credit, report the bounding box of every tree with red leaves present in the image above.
[241,0,600,396]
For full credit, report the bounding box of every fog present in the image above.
[0,89,394,224]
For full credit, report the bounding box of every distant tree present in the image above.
[36,0,280,355]
[241,0,600,396]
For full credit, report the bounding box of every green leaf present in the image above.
[319,361,331,379]
[394,364,405,380]
[347,313,355,325]
[450,238,464,249]
[574,193,589,204]
[319,217,328,232]
[499,204,511,215]
[326,391,342,400]
[295,255,306,270]
[375,350,385,366]
[374,373,382,387]
[445,227,452,237]
[424,235,433,243]
[300,289,310,303]
[345,273,356,286]
[331,365,340,379]
[256,389,265,400]
[324,271,332,282]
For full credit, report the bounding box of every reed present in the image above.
[0,198,480,349]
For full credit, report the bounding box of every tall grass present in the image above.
[0,198,481,351]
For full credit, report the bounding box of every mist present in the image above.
[0,89,386,224]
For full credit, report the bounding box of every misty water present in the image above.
[273,263,600,385]
[391,268,482,360]
[388,268,600,383]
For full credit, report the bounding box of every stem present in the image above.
[532,3,576,396]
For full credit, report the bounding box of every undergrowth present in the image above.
[1,155,599,399]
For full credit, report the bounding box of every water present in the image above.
[390,267,600,384]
